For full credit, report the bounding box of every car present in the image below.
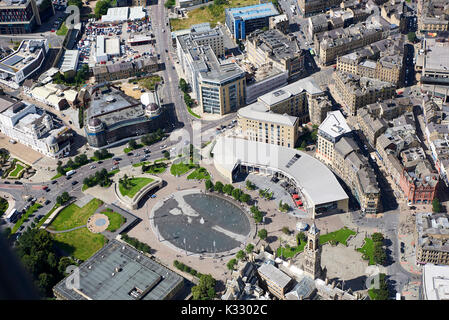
[113,160,119,165]
[165,49,168,52]
[19,225,25,231]
[14,181,22,185]
[401,242,405,247]
[151,194,157,198]
[127,152,133,156]
[69,120,73,124]
[66,175,72,180]
[90,165,96,169]
[4,181,10,184]
[113,157,121,161]
[400,247,405,254]
[45,188,50,192]
[51,180,57,184]
[71,181,78,185]
[111,166,118,170]
[97,161,103,164]
[140,157,146,162]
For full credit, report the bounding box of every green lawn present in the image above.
[132,161,150,167]
[187,167,210,180]
[48,198,103,231]
[187,106,201,119]
[9,163,25,177]
[319,227,356,246]
[53,229,106,261]
[102,208,126,232]
[119,177,154,198]
[138,75,162,91]
[170,0,259,31]
[358,237,375,265]
[170,162,196,176]
[143,163,167,174]
[90,154,113,162]
[12,203,42,234]
[109,169,120,176]
[36,204,60,229]
[51,172,63,180]
[56,22,68,36]
[276,241,307,259]
[124,144,144,154]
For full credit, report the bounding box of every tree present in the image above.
[58,257,75,275]
[282,226,290,235]
[246,243,254,254]
[372,232,384,243]
[95,0,114,18]
[205,179,213,191]
[128,139,138,150]
[236,250,246,261]
[214,181,224,193]
[223,184,234,195]
[191,274,216,300]
[227,258,237,270]
[162,150,170,159]
[296,232,307,246]
[179,78,188,93]
[56,192,70,205]
[57,165,65,176]
[407,31,416,43]
[253,210,263,224]
[369,273,389,300]
[231,188,242,201]
[373,244,387,265]
[433,198,442,213]
[240,193,251,204]
[258,229,268,240]
[68,0,83,9]
[246,180,255,190]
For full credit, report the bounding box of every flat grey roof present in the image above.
[53,240,184,300]
[258,263,292,289]
[258,76,323,106]
[237,102,298,126]
[213,136,348,206]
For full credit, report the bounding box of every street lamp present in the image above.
[183,237,187,256]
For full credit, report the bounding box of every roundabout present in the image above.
[150,189,254,257]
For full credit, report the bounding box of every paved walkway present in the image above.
[46,225,87,234]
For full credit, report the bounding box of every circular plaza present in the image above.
[150,189,254,256]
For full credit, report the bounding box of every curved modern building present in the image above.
[212,136,349,218]
[85,83,167,148]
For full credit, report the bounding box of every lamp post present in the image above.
[183,237,187,256]
[213,240,216,258]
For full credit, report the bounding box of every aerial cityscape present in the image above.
[1,0,449,304]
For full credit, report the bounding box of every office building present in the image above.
[0,95,72,158]
[422,264,449,300]
[416,38,449,87]
[400,160,439,205]
[177,28,246,115]
[418,0,449,34]
[92,57,159,82]
[225,3,279,40]
[84,83,167,148]
[212,136,349,218]
[0,39,49,84]
[336,37,405,86]
[237,102,299,148]
[246,29,305,81]
[297,0,342,17]
[53,240,185,300]
[258,263,294,299]
[380,0,415,33]
[332,71,396,116]
[0,0,43,34]
[316,110,352,166]
[313,18,391,65]
[416,212,449,266]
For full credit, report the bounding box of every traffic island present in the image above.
[114,174,163,210]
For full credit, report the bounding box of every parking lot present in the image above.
[78,18,155,67]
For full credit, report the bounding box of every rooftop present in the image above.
[53,240,184,300]
[423,264,449,300]
[0,39,47,75]
[212,136,349,206]
[318,110,352,139]
[258,76,323,106]
[237,103,298,127]
[225,3,279,21]
[258,263,292,289]
[423,38,449,72]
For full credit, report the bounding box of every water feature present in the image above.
[153,193,251,254]
[95,218,107,227]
